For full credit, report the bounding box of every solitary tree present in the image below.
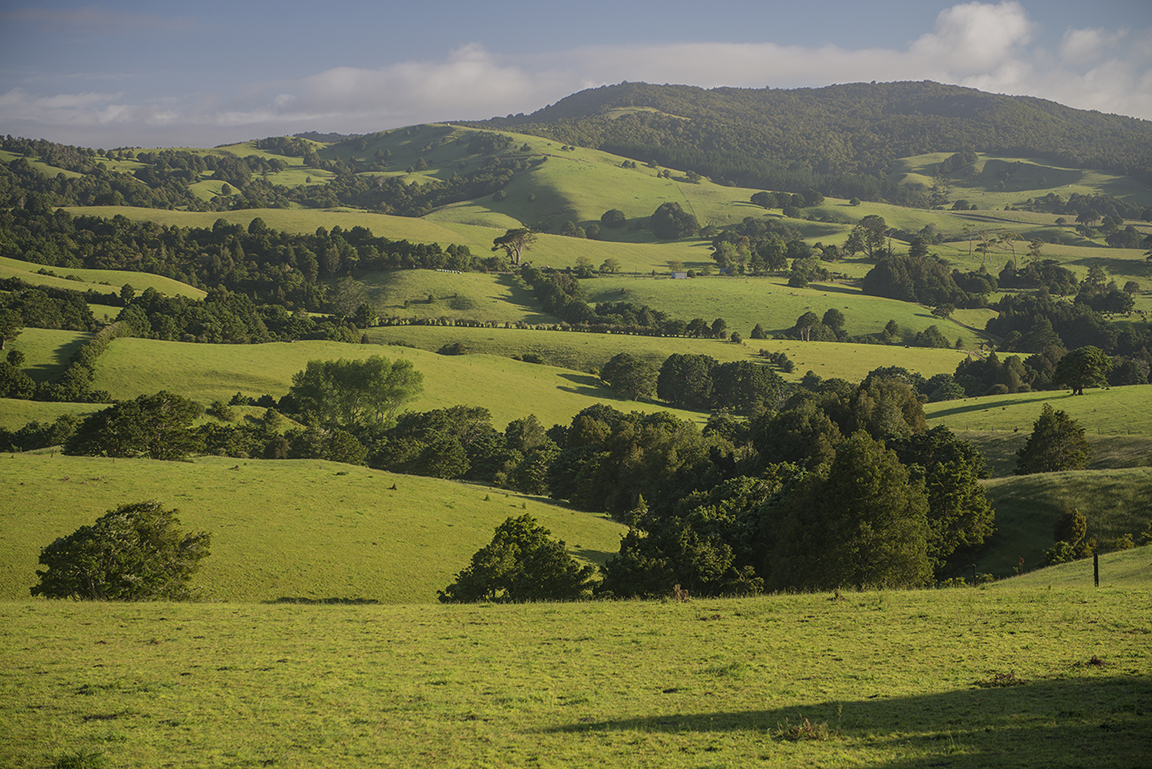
[491,228,537,265]
[287,356,423,434]
[31,500,211,601]
[1052,346,1112,395]
[438,515,596,603]
[1015,404,1092,474]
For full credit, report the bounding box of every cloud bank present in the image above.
[3,1,1149,147]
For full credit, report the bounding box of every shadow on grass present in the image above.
[25,335,91,384]
[927,391,1072,420]
[544,675,1152,768]
[555,372,619,398]
[266,597,382,605]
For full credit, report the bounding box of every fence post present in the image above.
[1094,552,1099,587]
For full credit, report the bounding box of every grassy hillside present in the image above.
[5,327,91,384]
[995,545,1152,589]
[581,273,996,347]
[0,255,207,300]
[88,336,708,429]
[365,325,972,383]
[974,468,1152,578]
[0,453,625,604]
[956,430,1152,478]
[2,587,1148,768]
[924,385,1152,436]
[353,269,553,325]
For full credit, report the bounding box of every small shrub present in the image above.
[976,671,1026,688]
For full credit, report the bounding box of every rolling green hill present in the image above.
[0,452,625,603]
[924,385,1152,436]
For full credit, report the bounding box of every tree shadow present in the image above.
[554,372,620,398]
[24,335,90,383]
[493,273,557,325]
[544,675,1152,768]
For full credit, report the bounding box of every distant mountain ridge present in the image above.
[461,81,1152,200]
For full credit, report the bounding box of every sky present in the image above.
[1,0,1150,149]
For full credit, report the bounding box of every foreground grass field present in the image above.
[0,453,625,604]
[1,586,1148,768]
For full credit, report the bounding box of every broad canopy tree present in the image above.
[1052,345,1112,395]
[438,514,596,603]
[64,391,203,460]
[492,228,537,265]
[287,356,423,435]
[1015,404,1092,474]
[31,500,211,601]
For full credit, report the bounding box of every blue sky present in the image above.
[1,0,1149,148]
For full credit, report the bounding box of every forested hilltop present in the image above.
[463,80,1152,202]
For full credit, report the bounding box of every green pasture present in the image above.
[89,336,707,429]
[956,430,1152,478]
[0,399,103,431]
[581,273,996,348]
[5,327,92,384]
[1,587,1148,768]
[0,256,206,300]
[0,452,625,604]
[353,270,552,325]
[995,545,1152,589]
[0,149,84,179]
[924,384,1152,436]
[977,468,1152,578]
[366,325,972,384]
[892,152,1152,211]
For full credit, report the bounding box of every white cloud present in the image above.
[3,1,1150,148]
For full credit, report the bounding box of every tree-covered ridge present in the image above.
[1,128,537,216]
[464,81,1152,200]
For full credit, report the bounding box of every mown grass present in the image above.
[89,336,707,428]
[0,256,206,300]
[0,453,624,604]
[0,587,1147,768]
[925,385,1152,436]
[976,468,1152,578]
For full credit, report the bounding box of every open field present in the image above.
[0,256,207,300]
[5,327,91,384]
[365,325,973,383]
[924,384,1152,436]
[88,336,708,429]
[956,430,1152,478]
[354,270,553,325]
[0,586,1148,768]
[0,453,624,604]
[581,273,997,347]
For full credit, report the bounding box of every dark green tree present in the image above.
[1052,346,1112,395]
[657,353,717,409]
[599,353,658,400]
[64,391,203,460]
[31,500,210,601]
[287,356,423,434]
[651,202,699,239]
[765,432,932,591]
[438,515,596,603]
[491,228,537,265]
[600,209,627,227]
[1015,404,1092,474]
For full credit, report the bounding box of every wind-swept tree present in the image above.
[31,500,210,601]
[492,228,537,265]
